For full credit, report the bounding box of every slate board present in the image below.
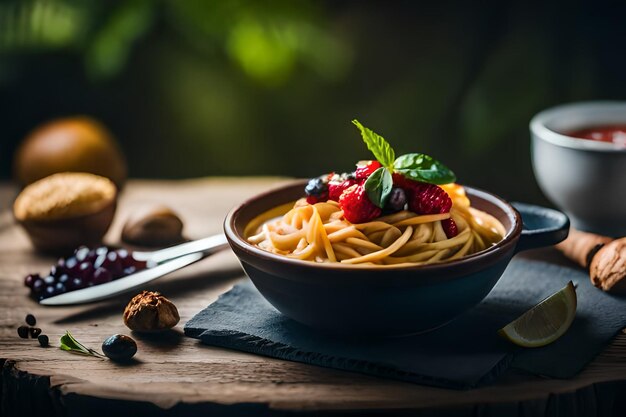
[185,251,626,389]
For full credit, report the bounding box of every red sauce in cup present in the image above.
[567,125,626,146]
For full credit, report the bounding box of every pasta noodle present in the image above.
[247,184,506,266]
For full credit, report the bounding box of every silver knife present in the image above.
[40,234,229,306]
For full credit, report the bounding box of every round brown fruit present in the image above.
[13,116,127,189]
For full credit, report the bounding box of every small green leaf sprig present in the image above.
[352,120,456,209]
[60,331,106,358]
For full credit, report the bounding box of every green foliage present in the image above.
[352,120,396,170]
[364,167,393,208]
[394,153,456,185]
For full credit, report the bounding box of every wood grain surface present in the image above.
[1,178,625,417]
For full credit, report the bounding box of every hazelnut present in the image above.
[122,206,184,247]
[124,291,180,332]
[13,172,117,253]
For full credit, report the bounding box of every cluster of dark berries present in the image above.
[25,246,150,300]
[17,314,48,347]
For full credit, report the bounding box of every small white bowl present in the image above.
[531,101,626,236]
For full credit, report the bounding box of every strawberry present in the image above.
[392,173,452,214]
[355,160,382,180]
[339,184,381,223]
[328,178,359,201]
[442,219,458,238]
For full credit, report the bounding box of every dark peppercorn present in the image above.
[25,314,36,326]
[17,326,29,339]
[38,334,49,347]
[30,327,42,338]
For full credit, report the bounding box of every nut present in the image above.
[123,291,180,332]
[122,206,184,247]
[590,238,626,294]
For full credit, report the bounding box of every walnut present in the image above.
[123,291,180,332]
[121,206,184,247]
[590,238,626,294]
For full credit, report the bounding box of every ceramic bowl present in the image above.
[224,181,569,337]
[531,101,626,236]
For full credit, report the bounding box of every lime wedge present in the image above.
[498,281,577,348]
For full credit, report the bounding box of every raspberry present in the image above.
[328,178,359,201]
[392,174,452,214]
[442,219,458,238]
[355,160,382,180]
[306,194,328,205]
[339,185,381,223]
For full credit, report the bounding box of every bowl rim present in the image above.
[530,100,626,153]
[224,180,523,272]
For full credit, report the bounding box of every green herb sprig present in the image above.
[352,119,456,208]
[60,331,106,358]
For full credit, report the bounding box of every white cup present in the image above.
[530,101,626,237]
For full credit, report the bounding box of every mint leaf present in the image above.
[352,120,395,169]
[60,331,105,358]
[394,153,456,185]
[364,167,393,208]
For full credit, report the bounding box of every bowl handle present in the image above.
[511,202,570,253]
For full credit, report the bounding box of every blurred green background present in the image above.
[1,0,625,203]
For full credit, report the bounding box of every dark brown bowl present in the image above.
[224,180,569,336]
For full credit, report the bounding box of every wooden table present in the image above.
[1,178,625,417]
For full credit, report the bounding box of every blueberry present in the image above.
[24,274,39,288]
[55,282,66,293]
[123,266,136,276]
[304,178,329,197]
[94,253,107,269]
[32,279,44,293]
[95,246,109,256]
[58,274,69,284]
[44,285,56,297]
[102,334,137,361]
[93,268,112,285]
[385,187,407,212]
[68,277,84,290]
[79,262,94,280]
[43,275,55,285]
[75,246,90,262]
[65,257,78,270]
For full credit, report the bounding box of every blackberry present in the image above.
[385,187,407,213]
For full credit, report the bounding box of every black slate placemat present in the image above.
[185,252,626,389]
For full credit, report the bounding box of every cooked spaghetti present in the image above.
[247,184,506,266]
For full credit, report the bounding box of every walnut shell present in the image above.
[124,291,180,332]
[590,238,626,294]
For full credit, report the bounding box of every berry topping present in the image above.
[384,187,407,213]
[393,174,452,214]
[355,160,382,180]
[328,178,359,201]
[24,246,151,301]
[339,185,382,223]
[304,177,329,204]
[442,219,458,238]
